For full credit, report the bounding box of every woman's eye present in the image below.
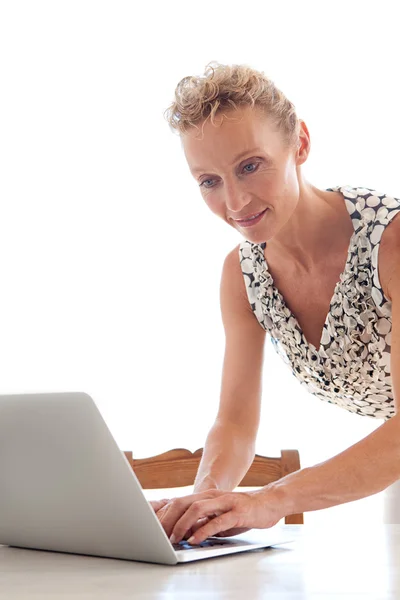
[243,162,258,173]
[199,163,258,188]
[200,179,215,189]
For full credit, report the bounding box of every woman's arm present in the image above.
[193,244,266,493]
[267,411,400,517]
[266,219,400,517]
[164,228,400,544]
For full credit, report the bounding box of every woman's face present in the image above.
[182,105,309,243]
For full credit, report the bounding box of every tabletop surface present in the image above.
[1,524,400,599]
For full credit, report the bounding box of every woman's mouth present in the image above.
[234,208,268,228]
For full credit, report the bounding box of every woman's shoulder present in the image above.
[328,184,399,202]
[333,185,400,211]
[329,185,400,236]
[377,206,400,302]
[330,184,400,200]
[221,243,263,316]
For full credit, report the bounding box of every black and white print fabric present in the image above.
[239,185,400,420]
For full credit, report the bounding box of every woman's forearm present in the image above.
[194,419,256,493]
[267,414,400,517]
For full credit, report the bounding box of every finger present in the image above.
[149,499,170,513]
[213,526,251,537]
[190,516,211,534]
[170,496,234,543]
[180,517,210,541]
[159,490,221,538]
[187,512,238,545]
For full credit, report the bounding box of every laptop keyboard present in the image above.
[172,538,238,551]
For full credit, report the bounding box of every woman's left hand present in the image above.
[158,488,283,545]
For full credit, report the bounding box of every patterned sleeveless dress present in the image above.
[239,185,400,420]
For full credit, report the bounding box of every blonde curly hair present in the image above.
[164,61,301,148]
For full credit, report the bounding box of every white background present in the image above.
[1,0,399,523]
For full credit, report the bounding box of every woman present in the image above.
[151,62,400,545]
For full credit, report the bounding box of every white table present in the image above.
[1,524,400,599]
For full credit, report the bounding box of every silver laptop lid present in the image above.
[0,392,178,564]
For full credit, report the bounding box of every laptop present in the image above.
[0,392,292,564]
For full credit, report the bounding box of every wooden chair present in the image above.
[123,447,303,524]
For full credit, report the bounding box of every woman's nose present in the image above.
[223,184,250,213]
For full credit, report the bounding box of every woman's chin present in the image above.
[237,229,269,244]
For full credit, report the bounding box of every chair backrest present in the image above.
[123,448,303,525]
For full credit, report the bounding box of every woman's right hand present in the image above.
[149,498,211,541]
[149,498,171,514]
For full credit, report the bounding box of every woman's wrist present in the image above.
[254,479,296,522]
[193,476,220,494]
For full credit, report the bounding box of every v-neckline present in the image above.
[258,186,358,354]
